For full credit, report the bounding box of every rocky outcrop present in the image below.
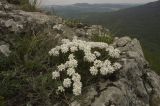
[0,1,109,51]
[71,37,160,106]
[0,1,160,106]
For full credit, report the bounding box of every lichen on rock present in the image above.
[0,1,160,106]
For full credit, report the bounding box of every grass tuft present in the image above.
[91,33,113,44]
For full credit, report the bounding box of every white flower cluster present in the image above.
[51,53,81,96]
[49,37,122,96]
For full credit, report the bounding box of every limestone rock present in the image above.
[0,1,160,106]
[0,1,109,48]
[86,25,109,38]
[0,0,16,11]
[71,38,160,106]
[75,29,86,37]
[114,36,131,47]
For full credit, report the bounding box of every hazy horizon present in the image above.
[40,0,157,5]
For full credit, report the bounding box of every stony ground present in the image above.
[0,1,160,106]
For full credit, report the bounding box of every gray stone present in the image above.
[71,38,160,106]
[75,29,86,37]
[115,36,131,47]
[0,1,16,11]
[86,25,109,38]
[70,101,80,106]
[4,19,23,31]
[0,44,11,56]
[1,2,160,106]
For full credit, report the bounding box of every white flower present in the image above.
[94,51,101,57]
[114,49,121,57]
[109,48,120,58]
[73,81,82,88]
[100,66,108,75]
[65,59,78,68]
[57,64,66,71]
[49,37,122,96]
[63,78,72,88]
[78,43,86,50]
[103,60,111,66]
[73,86,81,96]
[67,68,75,76]
[84,53,96,62]
[73,81,82,96]
[107,65,115,74]
[52,71,60,79]
[113,62,122,70]
[61,45,69,53]
[49,48,59,56]
[49,50,52,56]
[72,73,81,82]
[94,60,103,68]
[106,46,114,52]
[100,65,115,75]
[57,86,65,92]
[83,45,91,52]
[70,46,78,52]
[90,66,98,76]
[68,54,75,60]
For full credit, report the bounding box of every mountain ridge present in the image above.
[42,3,138,17]
[54,0,160,73]
[1,1,160,106]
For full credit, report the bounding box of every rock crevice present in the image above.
[72,37,160,106]
[0,1,160,106]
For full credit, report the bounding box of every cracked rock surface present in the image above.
[71,37,160,106]
[1,1,160,106]
[0,1,109,52]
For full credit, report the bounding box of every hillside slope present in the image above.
[0,1,160,106]
[80,0,160,73]
[42,3,137,18]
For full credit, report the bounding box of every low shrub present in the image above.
[65,19,81,28]
[49,37,122,100]
[91,33,113,44]
[7,0,39,12]
[20,0,39,12]
[0,34,58,105]
[0,31,118,105]
[0,96,5,106]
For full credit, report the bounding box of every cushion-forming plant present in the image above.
[49,37,122,96]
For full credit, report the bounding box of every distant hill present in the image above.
[80,0,160,73]
[42,3,138,18]
[43,1,160,73]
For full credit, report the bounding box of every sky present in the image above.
[40,0,157,5]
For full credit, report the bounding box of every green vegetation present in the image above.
[48,37,120,103]
[0,96,5,106]
[143,47,160,74]
[57,0,160,74]
[43,3,138,19]
[0,28,114,105]
[0,33,60,105]
[7,0,39,12]
[20,0,38,11]
[64,19,81,28]
[91,34,113,44]
[79,1,160,74]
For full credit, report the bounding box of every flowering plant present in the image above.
[49,37,122,96]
